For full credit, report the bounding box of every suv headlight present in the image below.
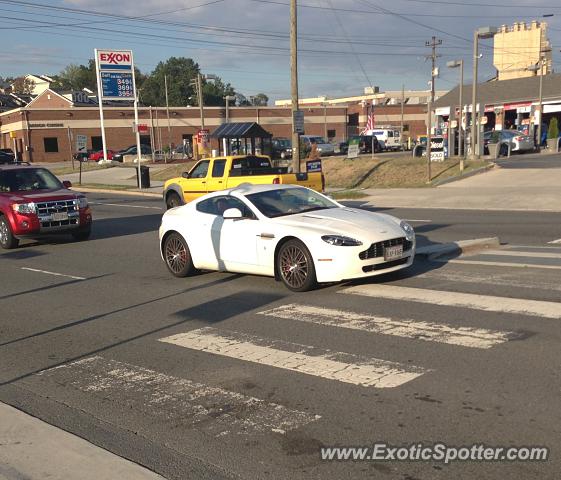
[12,202,36,214]
[322,235,362,246]
[77,197,88,208]
[400,220,415,241]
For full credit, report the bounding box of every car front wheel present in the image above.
[277,239,317,292]
[163,232,196,277]
[0,216,19,249]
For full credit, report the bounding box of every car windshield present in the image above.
[276,139,291,148]
[310,137,327,144]
[246,188,338,218]
[0,168,63,193]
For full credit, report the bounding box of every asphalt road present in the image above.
[1,193,560,480]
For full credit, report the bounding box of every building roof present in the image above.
[211,122,272,139]
[434,73,561,110]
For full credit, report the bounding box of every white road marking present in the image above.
[160,327,426,388]
[37,356,319,437]
[441,259,561,271]
[479,250,561,259]
[259,304,516,349]
[341,284,561,319]
[548,238,561,245]
[90,202,162,210]
[20,267,85,280]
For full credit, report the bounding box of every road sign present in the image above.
[293,110,305,134]
[133,123,149,134]
[75,135,88,152]
[346,137,360,159]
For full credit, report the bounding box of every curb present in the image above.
[73,187,162,198]
[431,163,495,187]
[416,236,500,260]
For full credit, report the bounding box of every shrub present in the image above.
[548,117,559,139]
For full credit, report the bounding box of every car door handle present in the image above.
[259,233,275,239]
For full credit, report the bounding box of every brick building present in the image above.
[0,88,431,162]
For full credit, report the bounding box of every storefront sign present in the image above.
[504,102,531,111]
[28,123,64,129]
[346,136,360,159]
[96,50,135,101]
[100,71,134,99]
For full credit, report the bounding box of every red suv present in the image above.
[0,164,92,249]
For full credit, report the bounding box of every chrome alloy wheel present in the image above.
[165,235,188,275]
[280,244,309,290]
[0,220,8,245]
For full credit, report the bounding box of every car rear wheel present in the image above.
[72,226,91,241]
[163,232,195,277]
[166,192,183,210]
[0,216,19,249]
[277,239,317,292]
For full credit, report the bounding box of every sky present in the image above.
[1,0,561,101]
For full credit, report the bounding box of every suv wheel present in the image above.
[0,216,19,249]
[72,226,92,241]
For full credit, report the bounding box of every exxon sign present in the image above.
[97,50,133,71]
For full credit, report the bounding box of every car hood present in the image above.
[271,207,406,240]
[6,189,80,203]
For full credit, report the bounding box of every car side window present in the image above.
[196,196,256,219]
[212,159,226,177]
[190,160,210,178]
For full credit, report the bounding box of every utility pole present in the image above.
[425,36,442,182]
[197,73,204,129]
[290,0,301,172]
[400,84,405,151]
[164,75,172,164]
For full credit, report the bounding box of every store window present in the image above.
[44,137,59,153]
[92,136,103,150]
[327,129,336,139]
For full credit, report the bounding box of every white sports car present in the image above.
[159,184,415,291]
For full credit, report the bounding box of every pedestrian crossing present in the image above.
[32,264,560,440]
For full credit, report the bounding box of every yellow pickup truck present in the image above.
[163,154,324,208]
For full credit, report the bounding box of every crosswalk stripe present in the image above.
[480,250,561,259]
[159,327,426,388]
[38,356,319,437]
[258,304,517,349]
[341,284,561,319]
[548,238,561,245]
[441,259,561,271]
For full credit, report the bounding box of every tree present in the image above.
[202,76,235,106]
[251,93,269,106]
[11,77,35,94]
[235,93,251,106]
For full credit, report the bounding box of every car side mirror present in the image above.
[62,180,72,188]
[223,208,243,219]
[181,172,190,179]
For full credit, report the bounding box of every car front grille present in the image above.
[359,237,413,260]
[36,199,80,230]
[362,257,409,273]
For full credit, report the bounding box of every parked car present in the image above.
[72,150,95,162]
[271,138,292,159]
[369,128,403,151]
[112,144,152,162]
[89,149,115,162]
[0,164,92,249]
[300,136,335,156]
[0,150,16,164]
[159,184,415,291]
[340,135,383,155]
[483,130,534,156]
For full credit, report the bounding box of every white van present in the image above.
[368,128,402,151]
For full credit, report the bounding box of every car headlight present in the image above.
[322,235,363,246]
[400,220,415,241]
[77,197,88,208]
[12,202,36,214]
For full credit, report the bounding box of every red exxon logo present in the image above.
[99,52,131,64]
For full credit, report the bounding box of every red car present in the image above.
[88,149,115,162]
[0,164,92,249]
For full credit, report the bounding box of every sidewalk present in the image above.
[0,402,165,480]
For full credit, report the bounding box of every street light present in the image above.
[471,26,497,160]
[447,59,464,169]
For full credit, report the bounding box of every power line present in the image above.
[399,0,561,9]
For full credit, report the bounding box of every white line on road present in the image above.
[21,267,85,280]
[341,284,561,319]
[160,327,426,388]
[90,202,162,210]
[548,238,561,244]
[258,304,516,349]
[479,250,561,259]
[441,259,561,271]
[38,356,319,437]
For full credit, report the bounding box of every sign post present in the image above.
[95,49,143,188]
